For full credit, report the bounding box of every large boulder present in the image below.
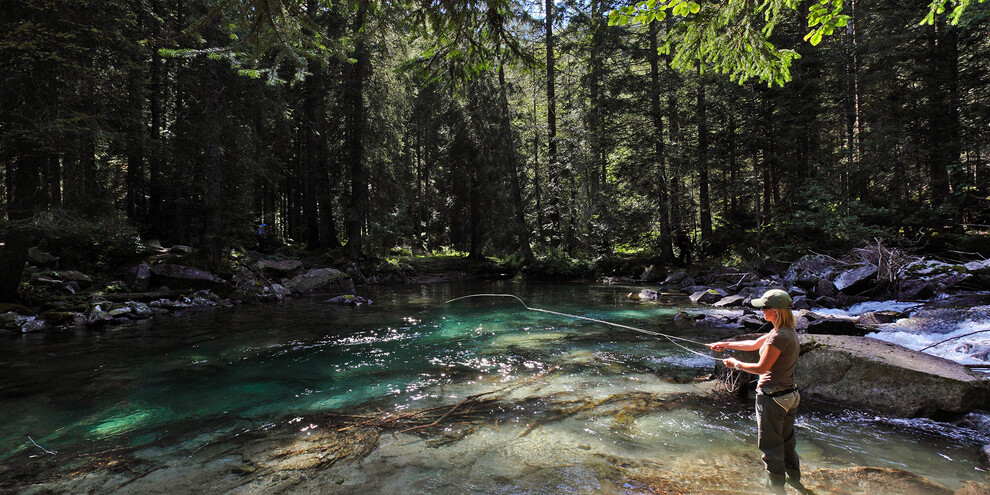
[965,259,990,288]
[900,259,972,292]
[796,334,990,418]
[833,264,878,294]
[641,265,665,283]
[149,264,231,294]
[813,279,838,298]
[690,288,727,305]
[713,295,746,307]
[897,279,934,300]
[783,254,840,289]
[806,316,871,336]
[55,270,92,289]
[254,259,305,279]
[129,262,152,292]
[27,247,59,267]
[662,271,694,286]
[284,268,355,295]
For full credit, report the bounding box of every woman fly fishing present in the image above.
[707,289,814,495]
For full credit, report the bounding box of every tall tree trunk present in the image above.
[468,164,482,259]
[696,73,712,248]
[665,48,683,238]
[344,0,370,259]
[0,139,41,302]
[303,56,323,249]
[927,18,960,210]
[532,80,545,245]
[845,0,864,200]
[649,22,674,261]
[727,111,737,211]
[45,153,61,208]
[202,25,225,270]
[499,60,534,263]
[587,0,605,227]
[126,63,146,222]
[545,0,560,247]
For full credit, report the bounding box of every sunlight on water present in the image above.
[89,404,159,438]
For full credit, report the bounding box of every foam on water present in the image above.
[812,300,923,317]
[866,305,990,365]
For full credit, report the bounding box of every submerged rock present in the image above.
[326,295,371,306]
[796,334,990,418]
[803,467,953,495]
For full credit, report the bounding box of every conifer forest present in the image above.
[1,0,988,297]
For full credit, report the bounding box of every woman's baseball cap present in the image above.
[750,289,792,309]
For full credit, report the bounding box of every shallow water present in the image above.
[1,281,988,493]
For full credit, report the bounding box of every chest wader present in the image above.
[756,389,805,494]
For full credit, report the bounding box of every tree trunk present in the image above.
[927,18,960,209]
[0,139,41,302]
[147,0,164,235]
[649,22,674,261]
[303,56,323,249]
[696,73,712,249]
[588,0,605,225]
[532,80,545,245]
[499,61,534,263]
[728,111,737,211]
[202,35,225,270]
[126,63,146,223]
[344,0,370,259]
[665,47,683,238]
[468,164,482,259]
[545,0,560,247]
[845,0,864,200]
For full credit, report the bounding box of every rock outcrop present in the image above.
[795,334,990,418]
[149,264,231,294]
[284,268,355,295]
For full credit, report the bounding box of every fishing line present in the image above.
[442,293,720,361]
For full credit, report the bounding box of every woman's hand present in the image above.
[708,342,727,352]
[722,357,739,370]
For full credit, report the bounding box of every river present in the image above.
[1,280,987,493]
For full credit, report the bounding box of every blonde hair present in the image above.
[774,308,795,329]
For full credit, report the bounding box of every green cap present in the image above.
[750,289,792,309]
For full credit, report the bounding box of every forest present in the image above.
[1,0,988,301]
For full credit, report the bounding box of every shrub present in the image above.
[29,209,143,269]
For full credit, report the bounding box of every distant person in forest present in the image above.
[707,289,813,495]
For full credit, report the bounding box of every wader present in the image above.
[756,388,801,490]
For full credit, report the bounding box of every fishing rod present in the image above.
[442,293,720,361]
[919,328,990,352]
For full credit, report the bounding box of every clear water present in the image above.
[1,280,987,493]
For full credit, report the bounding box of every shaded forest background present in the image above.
[1,0,988,300]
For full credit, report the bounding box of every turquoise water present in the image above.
[1,280,987,493]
